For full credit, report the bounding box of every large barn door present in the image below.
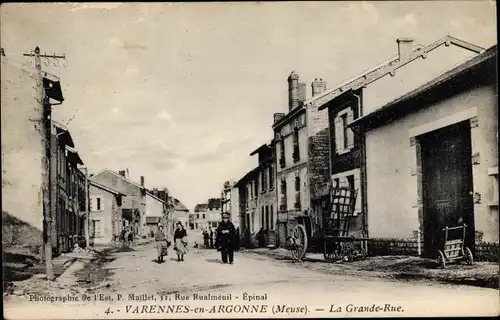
[421,120,474,256]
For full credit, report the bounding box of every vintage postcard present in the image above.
[1,2,498,319]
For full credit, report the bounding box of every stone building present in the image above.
[309,35,488,254]
[272,71,330,250]
[50,121,87,254]
[351,45,498,260]
[192,198,221,231]
[89,181,125,245]
[90,170,167,238]
[221,180,240,231]
[235,141,277,248]
[1,53,83,257]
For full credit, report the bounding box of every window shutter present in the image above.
[347,109,354,148]
[334,117,343,152]
[99,197,104,211]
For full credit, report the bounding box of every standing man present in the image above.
[209,228,214,249]
[203,229,209,248]
[216,213,236,264]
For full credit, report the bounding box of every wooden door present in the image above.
[421,121,474,256]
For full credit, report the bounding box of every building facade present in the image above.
[50,121,87,254]
[309,35,487,252]
[352,46,498,260]
[1,55,63,255]
[272,71,330,250]
[90,169,168,238]
[221,180,240,231]
[89,181,125,245]
[192,198,221,231]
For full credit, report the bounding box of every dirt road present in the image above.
[4,243,499,319]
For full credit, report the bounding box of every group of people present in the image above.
[153,213,239,265]
[119,226,135,247]
[155,221,189,263]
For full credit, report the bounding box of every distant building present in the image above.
[192,198,222,231]
[89,181,125,245]
[166,196,190,236]
[90,170,168,238]
[235,142,277,248]
[221,180,240,231]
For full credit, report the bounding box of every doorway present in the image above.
[421,120,474,256]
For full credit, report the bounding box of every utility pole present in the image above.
[23,47,67,281]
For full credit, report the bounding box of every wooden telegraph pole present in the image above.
[23,47,67,281]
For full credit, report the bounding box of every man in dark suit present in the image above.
[216,213,236,264]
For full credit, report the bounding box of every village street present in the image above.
[6,242,498,319]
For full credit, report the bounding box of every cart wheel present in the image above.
[323,240,335,263]
[464,247,474,265]
[437,250,446,269]
[290,224,308,261]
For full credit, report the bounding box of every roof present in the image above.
[250,143,268,156]
[310,35,485,111]
[90,180,125,196]
[170,197,189,211]
[194,203,208,212]
[272,104,306,131]
[146,191,167,204]
[94,169,146,190]
[234,165,260,188]
[52,121,75,148]
[351,45,497,131]
[207,198,221,209]
[65,145,84,165]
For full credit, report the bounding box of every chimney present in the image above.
[118,170,126,177]
[312,78,327,96]
[273,112,285,123]
[397,38,414,61]
[298,83,307,102]
[153,188,159,197]
[287,71,300,111]
[140,176,145,186]
[163,188,169,202]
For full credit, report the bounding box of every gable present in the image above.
[362,45,479,114]
[90,170,142,195]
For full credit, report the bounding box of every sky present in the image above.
[1,2,497,211]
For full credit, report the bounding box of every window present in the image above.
[261,170,267,192]
[91,197,103,212]
[347,175,355,191]
[269,165,274,189]
[334,178,340,188]
[280,178,287,211]
[96,197,102,211]
[294,175,301,209]
[334,107,354,154]
[270,205,274,230]
[293,128,300,162]
[261,207,265,230]
[197,213,200,219]
[279,139,286,168]
[265,206,269,230]
[254,178,259,197]
[202,214,205,219]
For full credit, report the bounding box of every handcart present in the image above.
[436,224,473,268]
[287,186,368,262]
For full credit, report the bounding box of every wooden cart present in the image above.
[287,186,368,262]
[436,224,473,268]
